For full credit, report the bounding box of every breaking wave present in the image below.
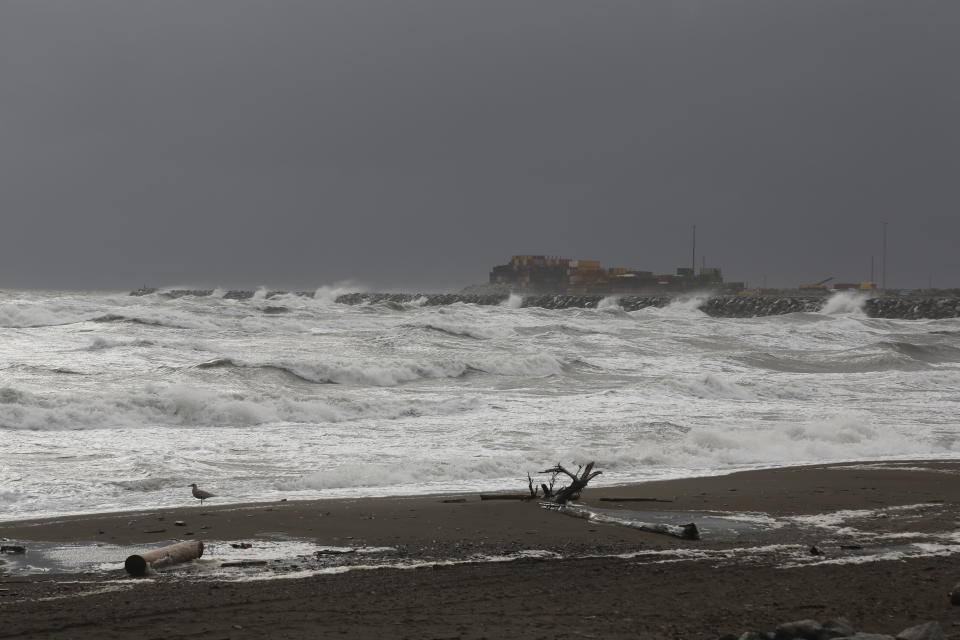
[736,339,960,373]
[287,415,951,493]
[0,384,480,431]
[191,353,566,386]
[0,304,89,328]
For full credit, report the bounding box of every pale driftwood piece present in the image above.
[552,503,700,540]
[538,462,602,504]
[221,560,267,567]
[125,540,204,576]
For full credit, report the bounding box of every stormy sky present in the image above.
[1,1,957,291]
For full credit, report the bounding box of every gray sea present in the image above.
[2,288,959,520]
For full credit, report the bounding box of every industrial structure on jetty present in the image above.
[489,254,741,295]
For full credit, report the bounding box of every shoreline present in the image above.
[5,460,960,638]
[7,455,959,529]
[5,459,960,548]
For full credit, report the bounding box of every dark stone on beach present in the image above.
[950,583,960,605]
[809,545,823,555]
[897,621,946,640]
[774,619,824,640]
[0,545,25,554]
[822,619,856,638]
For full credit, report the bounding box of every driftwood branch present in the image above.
[537,461,602,504]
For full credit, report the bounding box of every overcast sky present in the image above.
[1,0,957,291]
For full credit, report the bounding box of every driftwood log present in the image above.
[125,540,204,576]
[551,503,700,540]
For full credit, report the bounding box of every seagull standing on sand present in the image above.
[189,483,215,505]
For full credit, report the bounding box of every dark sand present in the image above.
[4,461,960,639]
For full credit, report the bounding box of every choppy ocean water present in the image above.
[2,288,959,521]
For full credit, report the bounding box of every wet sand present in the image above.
[4,461,960,639]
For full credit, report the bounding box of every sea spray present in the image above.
[821,291,869,315]
[500,293,524,309]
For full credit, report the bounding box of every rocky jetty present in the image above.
[866,296,960,319]
[703,295,823,317]
[130,288,310,300]
[129,288,960,319]
[333,292,509,306]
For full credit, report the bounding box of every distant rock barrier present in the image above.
[129,289,960,319]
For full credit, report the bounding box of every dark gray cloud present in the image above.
[2,0,957,291]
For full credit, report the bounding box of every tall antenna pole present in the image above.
[691,224,696,275]
[882,222,888,291]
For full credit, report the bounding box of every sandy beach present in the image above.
[4,461,960,639]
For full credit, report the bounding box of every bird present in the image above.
[189,483,215,505]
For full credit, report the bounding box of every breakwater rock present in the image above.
[130,288,960,319]
[867,296,960,319]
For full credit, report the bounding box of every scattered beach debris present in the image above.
[230,543,253,549]
[124,540,204,577]
[174,521,187,527]
[1,545,26,555]
[715,618,944,640]
[189,483,215,505]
